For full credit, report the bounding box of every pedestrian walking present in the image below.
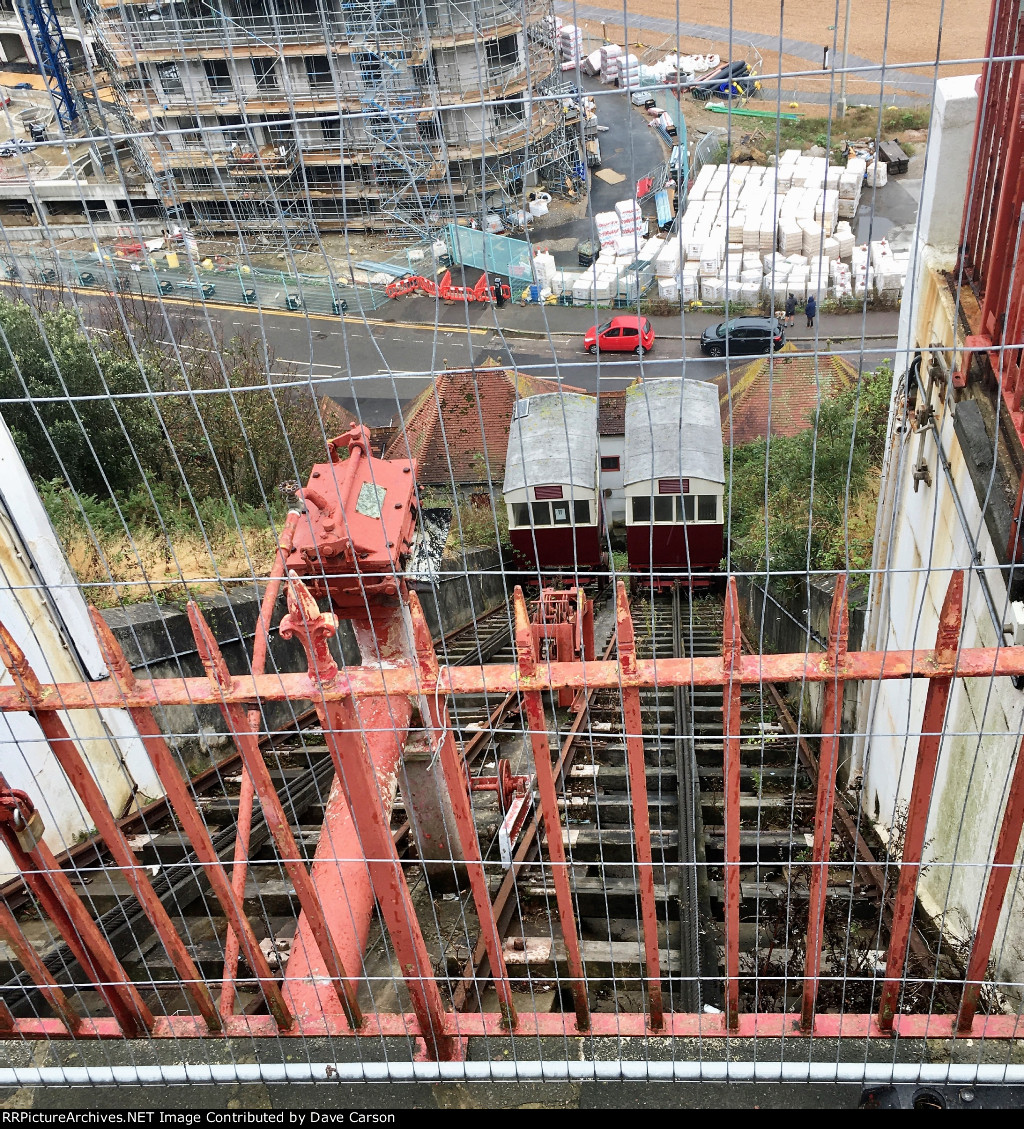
[785,292,796,327]
[805,294,817,328]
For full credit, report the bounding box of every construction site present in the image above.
[0,0,1023,1114]
[86,0,584,244]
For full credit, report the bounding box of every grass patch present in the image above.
[41,479,282,607]
[420,489,510,557]
[769,105,930,156]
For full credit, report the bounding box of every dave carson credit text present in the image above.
[1,1115,396,1125]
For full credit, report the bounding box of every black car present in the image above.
[700,316,784,357]
[690,60,757,101]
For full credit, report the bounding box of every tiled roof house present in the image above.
[715,344,858,445]
[384,368,585,487]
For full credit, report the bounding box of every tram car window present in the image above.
[503,393,604,573]
[623,378,725,585]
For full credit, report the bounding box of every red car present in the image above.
[584,315,655,355]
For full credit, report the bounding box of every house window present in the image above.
[204,59,232,94]
[653,496,674,522]
[418,115,441,142]
[485,33,519,73]
[175,115,201,145]
[573,500,591,524]
[353,52,382,88]
[492,97,526,130]
[632,497,650,522]
[678,495,695,522]
[252,58,279,90]
[262,114,293,145]
[321,117,341,144]
[218,114,248,146]
[698,495,718,522]
[600,455,620,471]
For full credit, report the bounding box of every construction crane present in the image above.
[15,0,79,131]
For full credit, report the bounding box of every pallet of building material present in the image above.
[878,140,910,175]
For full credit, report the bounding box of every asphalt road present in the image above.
[3,280,900,426]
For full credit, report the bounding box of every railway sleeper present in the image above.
[563,827,679,862]
[518,875,680,917]
[502,936,683,986]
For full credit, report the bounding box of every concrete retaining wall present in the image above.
[99,549,508,763]
[736,572,867,784]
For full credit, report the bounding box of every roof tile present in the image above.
[384,368,585,485]
[714,345,858,446]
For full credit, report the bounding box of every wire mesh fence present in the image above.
[0,0,1018,1097]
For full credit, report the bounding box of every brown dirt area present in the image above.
[572,1,992,89]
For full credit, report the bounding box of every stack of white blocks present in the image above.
[663,153,900,303]
[600,44,622,84]
[595,210,621,248]
[618,53,641,88]
[558,23,584,62]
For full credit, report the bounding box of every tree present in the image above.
[727,362,893,579]
[0,296,159,496]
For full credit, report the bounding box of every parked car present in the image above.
[156,279,173,295]
[584,315,656,356]
[178,278,215,297]
[332,297,348,315]
[242,287,257,304]
[700,316,784,357]
[285,295,302,311]
[690,60,757,101]
[77,271,95,286]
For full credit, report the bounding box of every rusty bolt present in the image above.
[403,467,411,473]
[312,471,320,478]
[394,503,402,509]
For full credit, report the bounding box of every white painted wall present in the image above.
[0,416,158,881]
[598,434,624,525]
[860,74,1024,989]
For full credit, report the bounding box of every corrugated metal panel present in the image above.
[503,393,599,494]
[624,379,725,486]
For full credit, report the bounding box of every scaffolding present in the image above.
[88,0,577,241]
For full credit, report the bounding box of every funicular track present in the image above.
[0,581,967,1030]
[0,602,520,1023]
[491,584,961,1023]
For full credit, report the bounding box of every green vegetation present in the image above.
[727,361,892,580]
[420,488,510,556]
[770,105,930,156]
[0,294,331,603]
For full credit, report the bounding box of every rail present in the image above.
[0,569,1022,1058]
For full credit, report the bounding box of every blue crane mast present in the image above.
[15,0,79,130]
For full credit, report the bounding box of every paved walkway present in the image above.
[376,291,901,345]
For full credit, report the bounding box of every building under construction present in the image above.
[92,0,583,242]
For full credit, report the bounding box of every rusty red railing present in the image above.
[0,569,1022,1055]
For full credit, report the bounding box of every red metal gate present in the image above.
[0,565,1022,1054]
